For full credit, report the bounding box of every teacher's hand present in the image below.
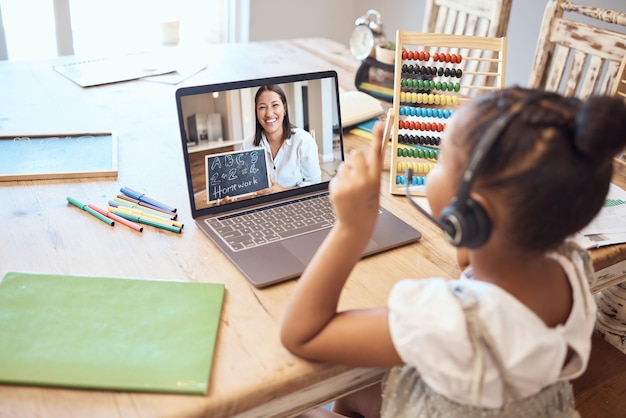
[255,175,288,195]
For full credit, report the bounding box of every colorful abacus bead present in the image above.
[402,135,440,146]
[397,147,439,160]
[397,161,436,174]
[433,67,463,78]
[398,120,446,132]
[411,175,426,185]
[432,52,462,63]
[396,175,426,186]
[402,50,431,62]
[400,78,461,92]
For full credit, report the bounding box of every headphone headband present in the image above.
[454,91,550,210]
[404,89,554,249]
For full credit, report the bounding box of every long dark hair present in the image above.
[458,87,626,252]
[253,85,294,146]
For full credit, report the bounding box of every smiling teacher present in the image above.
[242,85,322,194]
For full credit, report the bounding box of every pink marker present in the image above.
[88,203,143,232]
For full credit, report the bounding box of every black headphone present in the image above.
[405,92,549,249]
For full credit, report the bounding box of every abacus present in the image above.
[388,31,507,196]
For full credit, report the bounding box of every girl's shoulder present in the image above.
[387,275,561,355]
[390,274,500,301]
[387,277,562,394]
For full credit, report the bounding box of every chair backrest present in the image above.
[616,57,626,101]
[422,0,513,38]
[421,0,513,97]
[527,0,626,99]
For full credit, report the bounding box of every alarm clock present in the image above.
[350,9,386,60]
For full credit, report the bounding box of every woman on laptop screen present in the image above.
[243,84,322,193]
[182,77,336,210]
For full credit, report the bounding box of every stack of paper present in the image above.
[577,183,626,248]
[54,50,207,87]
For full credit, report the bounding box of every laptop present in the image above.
[176,70,421,288]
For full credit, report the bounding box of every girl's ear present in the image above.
[469,191,498,230]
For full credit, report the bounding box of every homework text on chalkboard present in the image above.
[206,148,270,201]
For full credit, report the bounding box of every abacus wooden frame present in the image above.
[389,30,507,196]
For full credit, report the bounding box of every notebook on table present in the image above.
[0,272,224,394]
[176,71,421,288]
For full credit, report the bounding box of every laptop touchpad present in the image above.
[282,232,379,265]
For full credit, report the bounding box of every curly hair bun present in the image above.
[575,96,626,164]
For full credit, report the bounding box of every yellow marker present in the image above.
[112,211,182,234]
[113,197,176,219]
[108,206,184,229]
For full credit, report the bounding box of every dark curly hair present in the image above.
[455,87,626,252]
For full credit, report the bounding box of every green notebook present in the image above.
[0,272,225,394]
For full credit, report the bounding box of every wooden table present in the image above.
[0,37,625,418]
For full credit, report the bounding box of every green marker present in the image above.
[67,196,115,226]
[113,211,181,233]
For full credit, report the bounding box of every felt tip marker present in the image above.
[112,197,177,220]
[107,205,184,228]
[120,187,177,213]
[88,203,143,232]
[116,194,177,218]
[67,196,114,226]
[112,211,182,233]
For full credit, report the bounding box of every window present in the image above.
[1,0,57,60]
[0,0,248,61]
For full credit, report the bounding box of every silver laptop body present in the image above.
[176,71,421,287]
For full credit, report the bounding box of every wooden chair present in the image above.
[527,0,626,99]
[527,2,626,355]
[422,0,513,38]
[421,0,513,97]
[616,56,626,101]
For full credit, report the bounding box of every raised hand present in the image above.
[329,120,385,236]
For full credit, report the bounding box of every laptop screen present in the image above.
[176,71,344,219]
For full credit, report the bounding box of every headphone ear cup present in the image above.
[439,203,461,245]
[462,198,491,249]
[440,198,491,249]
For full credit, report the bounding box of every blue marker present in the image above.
[120,187,177,213]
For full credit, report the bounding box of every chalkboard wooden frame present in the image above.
[0,132,118,182]
[205,148,270,201]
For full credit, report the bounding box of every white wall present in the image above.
[249,0,626,88]
[248,0,357,45]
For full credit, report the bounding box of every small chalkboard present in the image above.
[0,133,117,181]
[205,148,270,201]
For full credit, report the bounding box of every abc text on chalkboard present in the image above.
[205,148,270,201]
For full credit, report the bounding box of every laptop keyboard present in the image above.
[205,193,335,252]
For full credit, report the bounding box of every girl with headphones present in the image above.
[281,87,626,417]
